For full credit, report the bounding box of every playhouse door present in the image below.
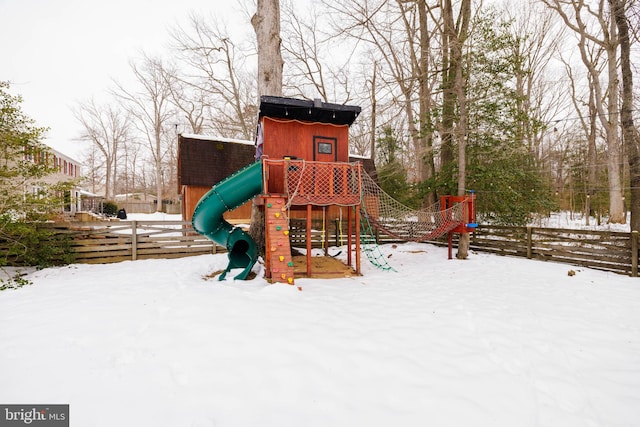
[313,136,337,162]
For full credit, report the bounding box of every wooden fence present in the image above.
[41,220,219,264]
[284,220,640,277]
[30,220,640,277]
[467,225,639,277]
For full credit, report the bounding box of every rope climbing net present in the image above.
[264,159,466,242]
[359,208,397,272]
[360,171,464,242]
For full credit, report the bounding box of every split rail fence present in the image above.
[24,220,640,277]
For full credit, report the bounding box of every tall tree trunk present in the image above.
[252,0,284,98]
[440,0,455,179]
[605,17,624,223]
[441,0,471,259]
[251,0,284,255]
[370,61,377,164]
[418,0,437,206]
[155,126,163,212]
[610,0,640,231]
[586,82,598,224]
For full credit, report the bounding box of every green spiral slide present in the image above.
[191,161,263,280]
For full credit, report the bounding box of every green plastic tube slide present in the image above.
[192,161,263,280]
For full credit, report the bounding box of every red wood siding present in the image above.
[261,117,349,162]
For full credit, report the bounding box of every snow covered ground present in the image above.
[2,229,640,426]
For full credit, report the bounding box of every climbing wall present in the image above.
[264,196,295,285]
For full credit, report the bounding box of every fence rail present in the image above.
[18,220,640,277]
[41,220,219,264]
[467,225,638,276]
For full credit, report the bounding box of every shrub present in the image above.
[0,217,76,268]
[102,201,118,216]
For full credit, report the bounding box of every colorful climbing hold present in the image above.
[287,261,294,267]
[276,225,282,231]
[275,212,280,218]
[279,255,284,262]
[287,277,294,284]
[267,203,272,208]
[283,230,289,236]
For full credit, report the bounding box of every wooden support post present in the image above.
[355,205,361,275]
[448,231,452,260]
[323,206,329,256]
[347,206,353,267]
[632,230,638,277]
[526,227,533,259]
[131,220,138,261]
[306,204,312,277]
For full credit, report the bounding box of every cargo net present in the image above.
[282,160,362,207]
[360,171,464,242]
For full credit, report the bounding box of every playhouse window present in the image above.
[318,142,332,154]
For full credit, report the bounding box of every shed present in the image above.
[178,134,256,222]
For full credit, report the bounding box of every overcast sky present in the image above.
[0,0,248,160]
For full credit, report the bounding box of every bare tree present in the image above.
[170,14,257,139]
[326,0,439,197]
[503,3,567,157]
[543,0,625,223]
[113,54,177,212]
[74,99,131,200]
[79,143,106,196]
[560,49,602,223]
[162,64,208,135]
[281,0,355,103]
[610,0,640,231]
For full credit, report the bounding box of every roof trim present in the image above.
[259,96,361,127]
[180,134,254,145]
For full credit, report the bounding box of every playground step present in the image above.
[264,196,295,285]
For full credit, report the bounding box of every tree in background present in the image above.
[1,82,75,280]
[376,126,416,208]
[543,0,625,224]
[462,8,557,225]
[170,13,257,139]
[113,54,177,212]
[609,0,640,231]
[74,98,132,200]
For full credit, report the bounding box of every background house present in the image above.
[24,144,85,215]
